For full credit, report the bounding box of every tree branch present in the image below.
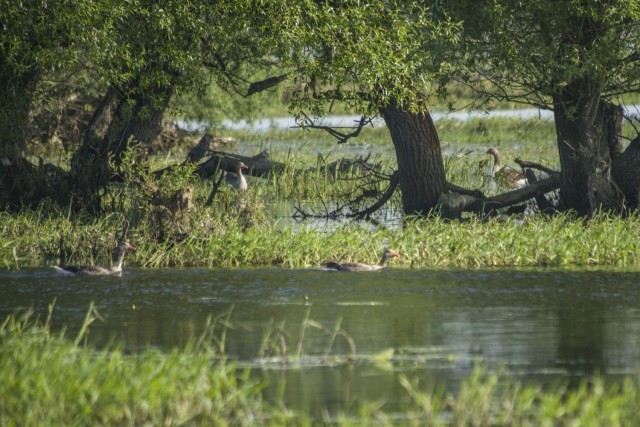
[247,74,288,96]
[295,114,375,144]
[348,170,400,219]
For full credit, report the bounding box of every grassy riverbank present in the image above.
[3,115,640,270]
[2,203,640,269]
[2,309,639,425]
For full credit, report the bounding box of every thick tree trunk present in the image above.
[612,135,640,212]
[553,82,623,216]
[380,101,448,215]
[70,85,172,212]
[0,71,38,160]
[114,90,172,149]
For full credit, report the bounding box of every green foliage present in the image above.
[3,309,640,425]
[254,0,462,118]
[0,308,285,426]
[447,0,640,105]
[0,0,105,153]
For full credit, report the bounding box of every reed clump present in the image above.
[0,307,300,426]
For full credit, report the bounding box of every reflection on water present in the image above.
[2,267,640,414]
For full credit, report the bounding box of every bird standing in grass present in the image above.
[486,148,527,188]
[223,161,249,192]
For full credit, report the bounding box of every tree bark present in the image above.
[612,134,640,212]
[553,82,623,216]
[380,101,448,215]
[69,85,172,212]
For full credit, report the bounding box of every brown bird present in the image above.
[53,241,137,276]
[324,249,400,272]
[486,148,526,188]
[223,162,248,192]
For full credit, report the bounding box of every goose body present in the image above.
[223,162,248,191]
[324,249,399,272]
[53,242,136,276]
[486,148,526,188]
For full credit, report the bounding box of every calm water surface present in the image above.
[2,267,640,414]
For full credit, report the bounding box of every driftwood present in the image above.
[196,149,288,178]
[525,169,555,213]
[438,175,560,220]
[447,182,484,198]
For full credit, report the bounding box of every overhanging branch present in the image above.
[295,114,375,144]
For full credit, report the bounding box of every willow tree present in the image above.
[0,0,277,210]
[446,0,640,215]
[0,0,108,207]
[251,0,461,215]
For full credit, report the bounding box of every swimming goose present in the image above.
[486,148,527,188]
[223,162,248,191]
[53,241,136,276]
[324,249,400,272]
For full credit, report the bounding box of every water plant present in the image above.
[3,307,640,425]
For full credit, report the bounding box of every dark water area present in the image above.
[2,267,640,414]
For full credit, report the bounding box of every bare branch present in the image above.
[514,158,558,176]
[294,115,375,144]
[348,170,400,219]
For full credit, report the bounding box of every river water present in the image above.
[2,266,640,415]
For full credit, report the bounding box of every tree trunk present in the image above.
[553,81,623,216]
[0,71,38,160]
[70,85,173,212]
[380,101,448,215]
[113,88,172,149]
[612,134,640,212]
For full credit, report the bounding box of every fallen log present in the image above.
[438,174,560,220]
[196,150,288,178]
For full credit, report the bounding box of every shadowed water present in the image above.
[2,267,640,414]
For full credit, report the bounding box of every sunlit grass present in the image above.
[3,202,640,269]
[0,306,298,426]
[2,308,640,425]
[4,115,640,269]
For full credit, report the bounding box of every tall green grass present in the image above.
[4,115,640,270]
[2,308,640,425]
[3,203,640,269]
[0,306,301,426]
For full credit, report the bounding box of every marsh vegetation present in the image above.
[3,306,640,426]
[4,1,640,423]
